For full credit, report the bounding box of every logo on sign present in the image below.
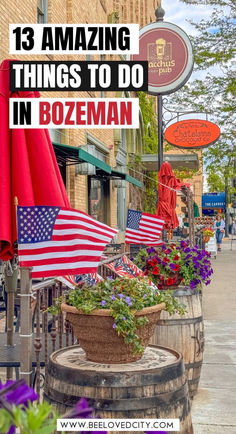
[148,38,175,76]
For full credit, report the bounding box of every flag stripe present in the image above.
[18,244,104,255]
[18,239,105,251]
[19,249,103,261]
[139,220,163,230]
[54,221,116,238]
[32,266,98,278]
[137,226,162,236]
[52,228,113,242]
[51,233,112,243]
[142,214,165,224]
[125,229,161,241]
[59,209,117,234]
[31,262,99,272]
[20,255,100,266]
[125,236,162,242]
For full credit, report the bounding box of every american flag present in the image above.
[125,209,165,245]
[56,273,103,289]
[17,206,118,278]
[105,255,145,278]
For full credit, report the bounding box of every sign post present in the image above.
[131,6,194,171]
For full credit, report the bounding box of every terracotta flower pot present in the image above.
[61,302,165,364]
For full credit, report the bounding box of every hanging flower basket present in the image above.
[134,240,213,291]
[159,271,183,290]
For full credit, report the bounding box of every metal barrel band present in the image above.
[45,380,189,411]
[158,316,203,326]
[185,360,203,369]
[188,377,201,385]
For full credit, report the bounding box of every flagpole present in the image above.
[15,199,33,385]
[4,197,19,378]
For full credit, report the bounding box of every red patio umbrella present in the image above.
[156,161,179,230]
[0,59,70,260]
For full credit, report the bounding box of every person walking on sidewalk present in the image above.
[232,218,236,236]
[214,214,225,251]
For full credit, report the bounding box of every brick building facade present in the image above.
[0,0,203,236]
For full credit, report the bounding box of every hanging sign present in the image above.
[202,193,225,209]
[131,21,194,95]
[164,119,220,149]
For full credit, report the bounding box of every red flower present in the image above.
[160,275,164,281]
[171,264,180,272]
[149,258,158,266]
[158,284,164,290]
[166,277,176,286]
[170,244,176,249]
[144,270,149,276]
[152,266,159,275]
[163,257,170,263]
[173,255,180,261]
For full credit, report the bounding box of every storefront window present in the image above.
[88,178,108,224]
[49,129,67,187]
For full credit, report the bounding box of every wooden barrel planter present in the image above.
[45,345,193,434]
[150,287,204,398]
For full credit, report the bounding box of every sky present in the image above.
[162,0,215,35]
[161,0,223,80]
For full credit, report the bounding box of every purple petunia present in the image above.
[147,247,156,254]
[184,247,191,253]
[185,254,192,260]
[63,397,108,434]
[145,432,168,434]
[118,293,124,299]
[169,263,176,270]
[0,380,38,434]
[0,380,37,408]
[111,294,116,301]
[101,300,107,307]
[112,323,117,329]
[122,316,126,321]
[143,294,147,298]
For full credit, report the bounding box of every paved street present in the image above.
[192,240,236,433]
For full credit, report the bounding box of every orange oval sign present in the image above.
[164,119,220,149]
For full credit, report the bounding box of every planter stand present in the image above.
[45,345,193,434]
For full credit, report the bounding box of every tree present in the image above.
[166,0,236,191]
[207,172,225,192]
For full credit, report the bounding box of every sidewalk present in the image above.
[192,240,236,433]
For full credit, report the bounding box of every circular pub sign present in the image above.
[131,21,194,95]
[164,119,221,149]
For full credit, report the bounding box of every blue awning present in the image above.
[202,192,225,209]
